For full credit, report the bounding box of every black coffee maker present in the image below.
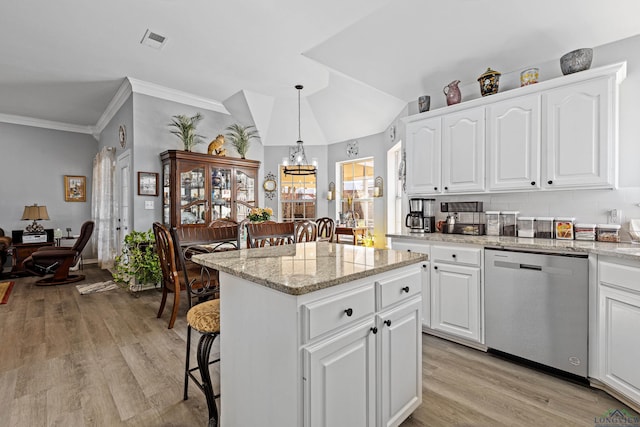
[406,198,436,233]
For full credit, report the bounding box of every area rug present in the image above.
[76,281,119,295]
[0,281,15,304]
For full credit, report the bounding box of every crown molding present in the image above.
[92,78,133,139]
[0,113,94,134]
[128,77,230,115]
[0,77,229,137]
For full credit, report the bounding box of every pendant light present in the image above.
[284,85,317,176]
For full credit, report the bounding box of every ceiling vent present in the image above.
[140,29,167,49]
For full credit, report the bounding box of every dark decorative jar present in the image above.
[560,48,593,75]
[477,68,501,97]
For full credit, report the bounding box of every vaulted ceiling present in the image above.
[1,0,639,146]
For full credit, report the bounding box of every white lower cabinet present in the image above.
[304,319,377,427]
[302,267,423,427]
[431,262,481,342]
[597,259,640,406]
[378,299,422,427]
[430,244,482,343]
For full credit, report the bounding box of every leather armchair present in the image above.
[22,221,94,285]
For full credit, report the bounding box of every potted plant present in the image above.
[169,113,205,151]
[112,229,162,292]
[225,123,260,159]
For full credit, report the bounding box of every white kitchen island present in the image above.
[192,242,428,427]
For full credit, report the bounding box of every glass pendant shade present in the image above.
[284,85,317,176]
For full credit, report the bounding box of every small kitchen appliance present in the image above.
[405,198,436,233]
[440,201,485,235]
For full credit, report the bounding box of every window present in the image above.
[340,158,374,229]
[280,167,316,222]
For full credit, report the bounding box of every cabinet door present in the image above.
[378,298,422,427]
[178,161,208,225]
[405,117,441,194]
[431,262,481,342]
[487,95,541,191]
[235,167,258,222]
[542,77,615,189]
[304,320,376,427]
[442,107,485,193]
[210,166,232,221]
[598,284,640,404]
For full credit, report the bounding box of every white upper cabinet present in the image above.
[486,94,541,191]
[442,107,486,193]
[405,117,441,194]
[401,62,626,196]
[542,76,616,189]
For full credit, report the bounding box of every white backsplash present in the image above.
[427,187,640,241]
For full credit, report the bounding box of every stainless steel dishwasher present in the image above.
[484,248,589,377]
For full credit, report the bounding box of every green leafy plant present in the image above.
[225,123,259,159]
[169,113,205,151]
[113,229,162,288]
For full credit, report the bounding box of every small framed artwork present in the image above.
[64,175,86,202]
[138,172,159,196]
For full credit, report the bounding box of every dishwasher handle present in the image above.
[494,260,542,271]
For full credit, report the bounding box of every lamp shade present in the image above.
[21,204,49,221]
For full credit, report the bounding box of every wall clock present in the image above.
[118,125,127,148]
[347,140,359,158]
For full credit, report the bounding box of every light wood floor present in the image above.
[1,266,637,426]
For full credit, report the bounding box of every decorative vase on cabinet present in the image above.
[443,80,462,106]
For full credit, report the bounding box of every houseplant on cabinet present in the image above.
[113,229,162,292]
[168,113,205,152]
[225,123,260,159]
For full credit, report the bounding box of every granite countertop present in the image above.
[192,241,427,296]
[387,232,640,261]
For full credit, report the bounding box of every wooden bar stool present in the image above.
[185,299,221,427]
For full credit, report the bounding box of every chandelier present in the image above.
[284,85,317,176]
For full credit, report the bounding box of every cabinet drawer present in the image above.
[391,240,430,256]
[376,271,421,309]
[302,284,375,342]
[599,260,640,294]
[431,245,480,266]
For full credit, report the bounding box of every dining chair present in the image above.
[295,220,317,243]
[152,222,184,329]
[246,221,295,248]
[316,217,335,242]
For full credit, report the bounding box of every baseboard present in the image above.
[590,378,640,413]
[422,326,488,351]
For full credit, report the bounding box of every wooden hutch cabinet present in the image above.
[160,150,260,229]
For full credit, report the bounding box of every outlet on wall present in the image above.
[609,209,622,224]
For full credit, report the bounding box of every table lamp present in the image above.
[22,203,49,234]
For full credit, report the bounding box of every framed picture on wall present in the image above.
[138,172,158,196]
[64,175,86,202]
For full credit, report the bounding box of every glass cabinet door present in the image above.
[235,168,256,222]
[211,167,232,220]
[180,164,206,224]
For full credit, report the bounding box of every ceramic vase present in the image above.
[443,80,461,106]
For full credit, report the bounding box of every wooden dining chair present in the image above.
[152,222,185,329]
[246,221,295,248]
[316,217,335,242]
[295,220,318,242]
